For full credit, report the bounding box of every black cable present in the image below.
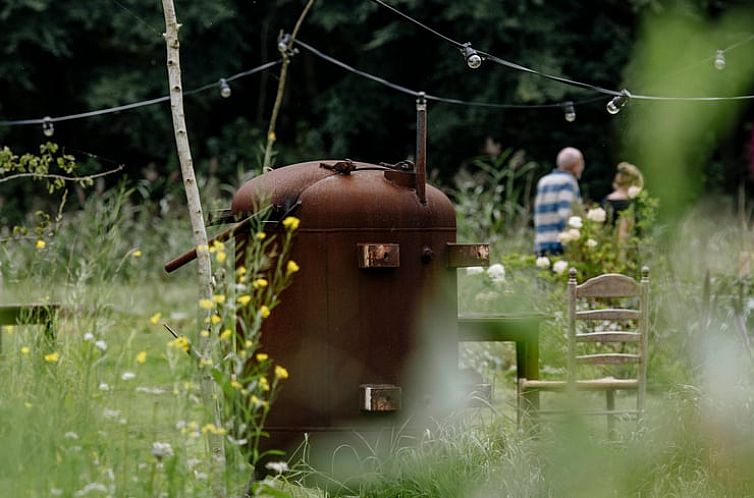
[0,60,283,127]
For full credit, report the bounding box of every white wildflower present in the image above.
[194,470,208,480]
[64,431,79,440]
[558,229,580,244]
[568,216,583,229]
[227,435,248,446]
[586,207,607,223]
[94,340,107,352]
[83,332,94,341]
[486,263,505,282]
[74,482,107,496]
[585,239,598,248]
[186,458,201,470]
[50,488,63,496]
[151,441,174,461]
[103,408,120,419]
[465,266,485,275]
[535,256,551,269]
[627,186,642,199]
[121,371,135,381]
[552,260,569,275]
[98,382,110,391]
[265,461,289,474]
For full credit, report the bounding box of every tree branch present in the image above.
[0,164,125,184]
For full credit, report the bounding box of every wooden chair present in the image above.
[518,267,649,437]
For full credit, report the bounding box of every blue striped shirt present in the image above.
[534,170,580,254]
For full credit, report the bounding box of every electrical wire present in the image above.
[295,39,601,109]
[0,60,283,127]
[368,0,754,102]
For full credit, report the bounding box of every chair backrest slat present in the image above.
[576,273,641,298]
[575,309,640,321]
[575,332,640,343]
[576,353,641,365]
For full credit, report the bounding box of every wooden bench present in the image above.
[0,304,60,352]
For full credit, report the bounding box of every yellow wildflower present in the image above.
[216,251,227,264]
[244,340,253,349]
[275,365,289,380]
[20,346,30,355]
[267,131,276,142]
[256,353,268,362]
[3,325,14,335]
[286,260,300,274]
[209,240,225,253]
[135,351,147,364]
[252,278,268,289]
[237,266,247,279]
[250,395,260,406]
[149,313,162,325]
[231,380,243,390]
[219,329,232,341]
[24,402,32,409]
[200,423,227,436]
[44,352,60,363]
[237,294,251,306]
[256,232,266,240]
[196,244,209,254]
[132,249,142,257]
[213,294,226,304]
[260,305,271,319]
[200,357,213,367]
[169,336,190,353]
[200,330,210,338]
[259,377,270,391]
[210,314,222,325]
[198,299,214,310]
[36,239,46,250]
[282,216,300,231]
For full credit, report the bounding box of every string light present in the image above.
[714,50,726,70]
[219,78,231,98]
[461,43,482,69]
[42,116,54,137]
[563,101,576,122]
[607,89,631,115]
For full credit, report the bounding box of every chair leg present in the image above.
[606,389,616,440]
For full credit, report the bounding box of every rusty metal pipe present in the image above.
[415,92,427,205]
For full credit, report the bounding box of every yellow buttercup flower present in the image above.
[200,358,213,367]
[44,352,60,363]
[213,294,226,304]
[3,325,14,334]
[200,330,210,338]
[237,295,251,306]
[219,329,232,341]
[282,216,300,231]
[286,260,300,274]
[231,380,243,390]
[259,377,270,391]
[216,251,227,264]
[256,232,266,240]
[198,299,213,310]
[237,266,247,278]
[210,314,222,325]
[36,239,46,250]
[135,351,147,364]
[275,365,289,380]
[132,249,142,257]
[20,346,30,355]
[209,240,225,253]
[244,340,253,349]
[260,305,271,319]
[149,313,162,325]
[252,278,268,289]
[169,336,190,353]
[256,353,268,362]
[200,423,226,436]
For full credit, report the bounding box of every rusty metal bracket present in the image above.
[357,243,400,268]
[320,159,356,175]
[360,384,401,412]
[446,243,490,268]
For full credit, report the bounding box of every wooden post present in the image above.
[160,2,226,495]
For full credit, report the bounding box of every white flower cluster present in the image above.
[586,207,606,223]
[465,263,505,282]
[151,441,174,461]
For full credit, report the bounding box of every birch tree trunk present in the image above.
[161,1,226,496]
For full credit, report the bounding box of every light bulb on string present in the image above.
[563,101,576,122]
[219,78,231,98]
[42,116,54,137]
[460,43,482,69]
[714,50,726,70]
[606,89,631,115]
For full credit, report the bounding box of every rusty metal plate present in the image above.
[446,243,490,268]
[357,243,400,268]
[360,384,401,412]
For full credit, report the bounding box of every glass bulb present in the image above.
[606,89,630,115]
[42,117,54,137]
[219,79,231,98]
[466,53,482,69]
[564,102,576,122]
[606,100,621,115]
[714,50,726,70]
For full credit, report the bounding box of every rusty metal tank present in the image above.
[230,158,466,453]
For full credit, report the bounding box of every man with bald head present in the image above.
[534,147,585,256]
